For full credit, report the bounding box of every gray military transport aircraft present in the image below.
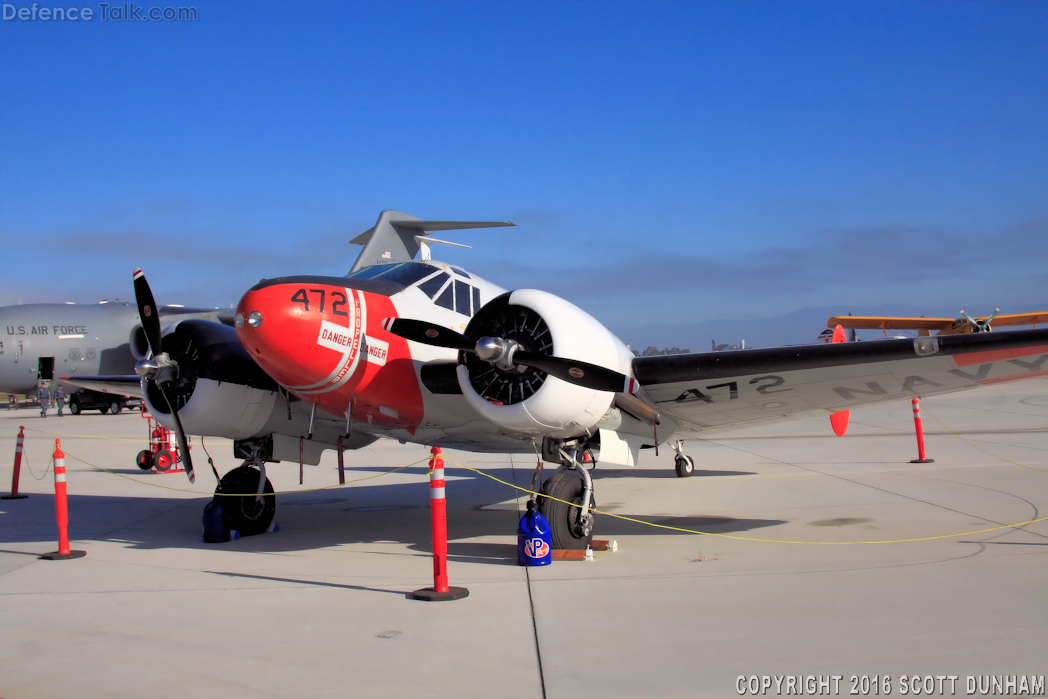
[0,301,231,399]
[61,209,1048,550]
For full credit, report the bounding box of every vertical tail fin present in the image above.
[348,210,515,273]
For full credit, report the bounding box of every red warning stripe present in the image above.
[978,368,1048,386]
[952,345,1048,367]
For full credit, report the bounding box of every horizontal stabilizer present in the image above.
[349,210,514,272]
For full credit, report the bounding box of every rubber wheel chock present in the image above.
[411,586,469,602]
[40,550,87,560]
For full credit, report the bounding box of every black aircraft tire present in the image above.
[675,455,695,478]
[69,402,80,415]
[136,450,153,470]
[538,471,595,550]
[217,466,276,537]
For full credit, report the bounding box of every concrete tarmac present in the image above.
[1,380,1046,698]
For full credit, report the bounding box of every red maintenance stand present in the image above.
[135,405,189,473]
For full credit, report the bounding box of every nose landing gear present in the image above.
[672,440,694,478]
[215,452,276,537]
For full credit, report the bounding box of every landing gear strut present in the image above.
[537,448,596,550]
[672,440,694,478]
[216,450,275,537]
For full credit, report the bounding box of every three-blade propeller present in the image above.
[133,269,195,484]
[382,317,638,395]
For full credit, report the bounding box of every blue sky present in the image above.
[1,1,1045,345]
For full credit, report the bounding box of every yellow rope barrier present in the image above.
[445,457,1048,545]
[62,450,429,496]
[13,407,1048,545]
[922,407,1048,473]
[22,427,153,443]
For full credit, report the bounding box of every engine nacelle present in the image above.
[456,290,635,439]
[144,320,284,439]
[145,378,282,440]
[129,322,185,361]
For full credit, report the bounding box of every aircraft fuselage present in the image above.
[0,303,140,395]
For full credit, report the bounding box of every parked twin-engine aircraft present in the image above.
[0,301,230,397]
[828,310,1048,336]
[65,210,1048,549]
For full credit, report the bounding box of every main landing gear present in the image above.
[216,451,276,537]
[537,447,596,550]
[672,440,694,478]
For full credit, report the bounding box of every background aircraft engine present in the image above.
[130,322,187,361]
[456,290,630,439]
[130,324,150,361]
[143,320,283,440]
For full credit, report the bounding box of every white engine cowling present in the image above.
[143,319,285,440]
[456,289,635,439]
[146,378,281,439]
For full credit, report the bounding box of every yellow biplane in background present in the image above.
[827,310,1048,336]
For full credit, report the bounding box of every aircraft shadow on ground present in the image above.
[593,468,757,479]
[0,466,784,559]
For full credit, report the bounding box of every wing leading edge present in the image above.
[59,375,143,398]
[828,312,1048,335]
[632,328,1048,437]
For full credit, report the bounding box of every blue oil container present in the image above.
[517,500,552,566]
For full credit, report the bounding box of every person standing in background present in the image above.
[55,386,66,417]
[38,382,50,418]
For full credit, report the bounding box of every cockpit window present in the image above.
[434,283,454,311]
[450,266,470,278]
[346,264,395,281]
[454,280,471,316]
[355,263,479,317]
[347,262,440,287]
[417,271,449,298]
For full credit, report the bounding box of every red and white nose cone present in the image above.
[234,279,426,431]
[236,284,367,394]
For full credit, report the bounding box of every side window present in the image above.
[418,272,449,299]
[472,287,481,315]
[454,280,471,316]
[434,283,454,311]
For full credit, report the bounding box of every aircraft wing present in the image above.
[987,312,1048,327]
[631,328,1048,437]
[828,312,1048,334]
[59,375,143,398]
[827,315,957,331]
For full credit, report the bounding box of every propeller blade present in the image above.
[983,308,1001,329]
[513,351,638,394]
[382,318,474,352]
[133,268,163,357]
[156,383,195,484]
[384,318,639,394]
